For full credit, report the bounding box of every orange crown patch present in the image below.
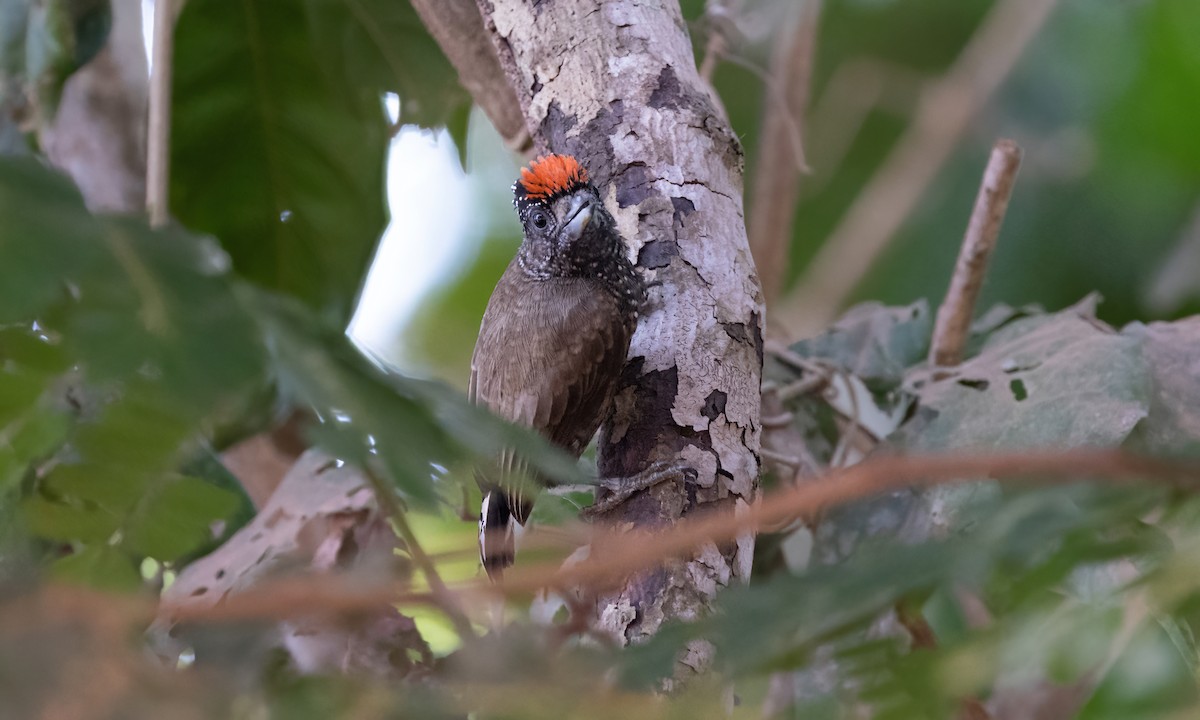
[517,154,588,200]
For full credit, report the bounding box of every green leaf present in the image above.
[50,544,141,592]
[245,288,586,507]
[787,300,931,391]
[1123,318,1200,456]
[302,0,469,129]
[122,475,240,561]
[179,447,257,548]
[0,157,268,582]
[23,494,119,543]
[171,0,389,320]
[896,301,1150,453]
[247,291,454,506]
[0,157,105,322]
[7,405,69,467]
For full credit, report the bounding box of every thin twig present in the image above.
[748,0,820,303]
[776,0,1058,337]
[698,0,734,82]
[516,450,1192,594]
[929,139,1023,366]
[159,449,1197,623]
[723,52,809,175]
[698,28,726,83]
[364,469,477,639]
[146,0,177,227]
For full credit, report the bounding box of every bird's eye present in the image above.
[532,210,549,230]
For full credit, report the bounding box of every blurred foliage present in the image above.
[0,0,111,131]
[1,0,1200,718]
[811,0,1200,324]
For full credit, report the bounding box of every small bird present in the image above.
[470,154,645,580]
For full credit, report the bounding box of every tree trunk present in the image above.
[475,0,764,650]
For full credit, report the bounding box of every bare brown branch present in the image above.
[146,0,179,227]
[159,449,1193,624]
[748,0,821,304]
[409,0,529,151]
[929,138,1023,366]
[776,0,1057,337]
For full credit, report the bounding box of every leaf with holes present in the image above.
[897,299,1150,453]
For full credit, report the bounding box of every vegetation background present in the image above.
[1,0,1199,718]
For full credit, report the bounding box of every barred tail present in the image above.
[479,491,517,581]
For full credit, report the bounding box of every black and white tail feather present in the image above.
[479,488,529,581]
[478,491,514,580]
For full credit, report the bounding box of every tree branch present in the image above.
[158,449,1194,624]
[146,0,178,227]
[748,0,820,305]
[929,138,1022,366]
[409,0,529,151]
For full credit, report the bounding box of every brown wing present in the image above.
[470,264,632,524]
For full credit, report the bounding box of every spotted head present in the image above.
[511,154,626,282]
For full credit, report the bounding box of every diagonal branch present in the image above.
[748,0,821,305]
[160,449,1196,624]
[409,0,529,151]
[929,138,1023,367]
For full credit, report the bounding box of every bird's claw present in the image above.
[583,461,695,518]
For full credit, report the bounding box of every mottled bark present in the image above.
[475,0,764,647]
[40,0,147,213]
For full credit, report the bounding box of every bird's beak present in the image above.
[561,196,594,244]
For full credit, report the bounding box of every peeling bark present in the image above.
[475,0,764,649]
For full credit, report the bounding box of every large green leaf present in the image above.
[0,157,265,568]
[171,0,389,321]
[302,0,468,130]
[245,289,586,508]
[786,299,931,390]
[0,0,111,129]
[896,300,1151,453]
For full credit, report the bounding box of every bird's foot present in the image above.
[581,461,695,518]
